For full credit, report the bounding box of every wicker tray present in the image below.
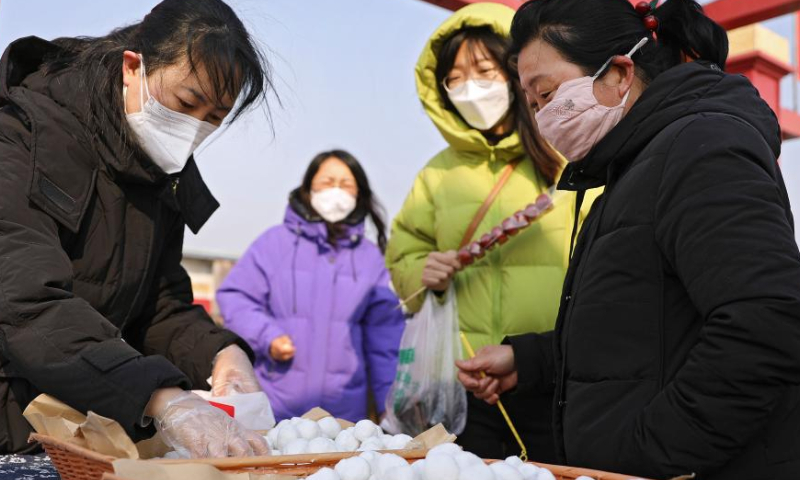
[31,433,117,480]
[30,433,429,479]
[31,433,651,480]
[485,459,652,480]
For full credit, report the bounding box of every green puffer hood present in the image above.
[415,3,522,161]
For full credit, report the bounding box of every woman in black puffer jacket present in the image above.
[0,0,273,458]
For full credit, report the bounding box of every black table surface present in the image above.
[0,455,60,479]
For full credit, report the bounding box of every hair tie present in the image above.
[635,1,659,32]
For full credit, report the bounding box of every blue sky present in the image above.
[1,0,798,255]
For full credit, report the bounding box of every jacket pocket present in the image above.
[81,339,141,373]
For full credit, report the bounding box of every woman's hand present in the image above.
[269,335,296,362]
[211,345,262,397]
[146,389,269,458]
[455,345,518,405]
[421,251,462,292]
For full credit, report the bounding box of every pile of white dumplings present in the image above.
[266,417,415,455]
[305,443,574,480]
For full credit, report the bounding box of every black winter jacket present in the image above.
[508,61,800,479]
[0,37,252,453]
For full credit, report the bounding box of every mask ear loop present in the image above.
[591,36,650,108]
[625,37,650,59]
[138,54,150,110]
[592,37,650,80]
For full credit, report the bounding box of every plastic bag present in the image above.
[192,391,276,431]
[381,286,466,436]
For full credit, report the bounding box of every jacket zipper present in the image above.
[554,192,608,461]
[322,247,337,408]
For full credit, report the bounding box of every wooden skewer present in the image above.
[397,286,427,310]
[460,332,528,462]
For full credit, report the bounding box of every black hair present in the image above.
[435,26,562,186]
[509,0,728,84]
[299,150,388,253]
[45,0,272,154]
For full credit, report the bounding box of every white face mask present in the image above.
[447,79,513,131]
[124,55,218,174]
[311,187,357,223]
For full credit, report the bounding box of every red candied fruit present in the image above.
[491,226,508,245]
[535,194,553,211]
[502,217,521,236]
[513,212,530,227]
[479,233,494,250]
[523,203,540,220]
[457,248,474,266]
[468,241,486,259]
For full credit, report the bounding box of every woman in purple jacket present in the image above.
[217,150,405,422]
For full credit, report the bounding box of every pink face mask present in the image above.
[534,37,649,163]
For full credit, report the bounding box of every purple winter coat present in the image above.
[216,198,405,422]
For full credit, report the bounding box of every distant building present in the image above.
[182,249,238,325]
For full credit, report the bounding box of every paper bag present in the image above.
[411,423,457,449]
[300,407,355,430]
[23,394,145,459]
[23,394,85,443]
[81,411,140,459]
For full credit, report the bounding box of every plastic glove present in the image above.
[154,390,270,458]
[211,344,262,397]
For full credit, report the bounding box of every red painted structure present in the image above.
[704,0,800,30]
[418,0,800,139]
[421,0,522,10]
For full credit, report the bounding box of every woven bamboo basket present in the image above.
[30,433,429,479]
[484,459,652,480]
[31,433,117,480]
[31,433,651,480]
[151,449,430,476]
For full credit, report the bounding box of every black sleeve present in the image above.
[609,116,800,476]
[0,122,189,442]
[503,330,555,394]
[130,218,254,389]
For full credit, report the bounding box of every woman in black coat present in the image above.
[457,1,800,479]
[0,0,273,457]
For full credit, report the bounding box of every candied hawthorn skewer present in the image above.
[398,192,555,310]
[456,193,554,265]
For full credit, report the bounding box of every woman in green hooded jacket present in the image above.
[386,3,597,461]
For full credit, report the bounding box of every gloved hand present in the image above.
[152,389,270,458]
[211,344,262,397]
